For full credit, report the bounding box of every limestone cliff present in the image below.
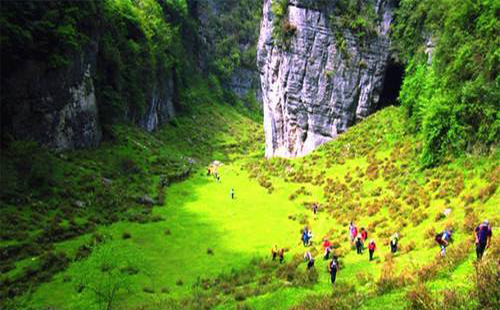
[3,38,102,151]
[257,0,398,158]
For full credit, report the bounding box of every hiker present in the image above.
[436,228,452,256]
[312,203,318,215]
[304,251,312,262]
[368,239,376,261]
[390,233,399,254]
[349,222,358,245]
[304,251,315,269]
[323,239,332,260]
[307,256,315,269]
[213,167,219,181]
[355,233,363,254]
[328,256,339,284]
[271,245,278,261]
[475,219,492,260]
[307,229,313,246]
[301,227,309,246]
[230,188,235,199]
[279,248,285,263]
[360,227,368,251]
[361,227,368,243]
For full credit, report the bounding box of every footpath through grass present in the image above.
[2,105,498,310]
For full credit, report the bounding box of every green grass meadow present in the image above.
[1,104,498,310]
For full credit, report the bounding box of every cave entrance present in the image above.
[377,61,404,109]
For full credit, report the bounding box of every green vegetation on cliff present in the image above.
[392,0,499,166]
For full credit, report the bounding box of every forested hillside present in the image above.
[392,0,499,166]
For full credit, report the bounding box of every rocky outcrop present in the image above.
[2,36,177,150]
[257,0,398,157]
[4,38,102,151]
[139,70,176,132]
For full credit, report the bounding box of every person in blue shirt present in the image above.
[438,228,452,256]
[301,227,309,246]
[475,219,492,260]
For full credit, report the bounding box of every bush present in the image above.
[474,252,500,309]
[72,243,147,310]
[356,271,374,285]
[406,283,437,310]
[290,282,364,310]
[122,232,131,239]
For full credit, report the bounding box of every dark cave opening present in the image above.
[377,61,405,110]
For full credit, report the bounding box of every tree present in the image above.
[72,242,147,310]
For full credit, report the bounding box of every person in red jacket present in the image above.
[368,239,376,261]
[360,228,368,251]
[361,228,368,242]
[323,239,332,260]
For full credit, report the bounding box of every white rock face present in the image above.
[50,65,102,151]
[258,0,397,158]
[139,74,176,132]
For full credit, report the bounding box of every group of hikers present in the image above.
[207,163,236,199]
[207,164,494,285]
[207,164,220,182]
[273,217,493,285]
[349,222,381,261]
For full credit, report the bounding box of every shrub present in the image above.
[375,258,400,295]
[143,287,154,294]
[435,212,445,222]
[402,241,416,254]
[463,212,480,233]
[406,283,436,310]
[122,232,131,239]
[477,183,497,202]
[474,250,500,309]
[72,243,145,310]
[290,281,364,310]
[356,271,373,285]
[415,262,439,282]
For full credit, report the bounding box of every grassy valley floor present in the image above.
[1,105,498,310]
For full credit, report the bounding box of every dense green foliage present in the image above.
[95,0,200,125]
[0,0,262,131]
[0,0,195,128]
[329,0,378,43]
[0,1,99,69]
[202,0,262,80]
[392,0,499,166]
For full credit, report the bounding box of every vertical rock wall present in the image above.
[257,0,397,158]
[4,38,102,151]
